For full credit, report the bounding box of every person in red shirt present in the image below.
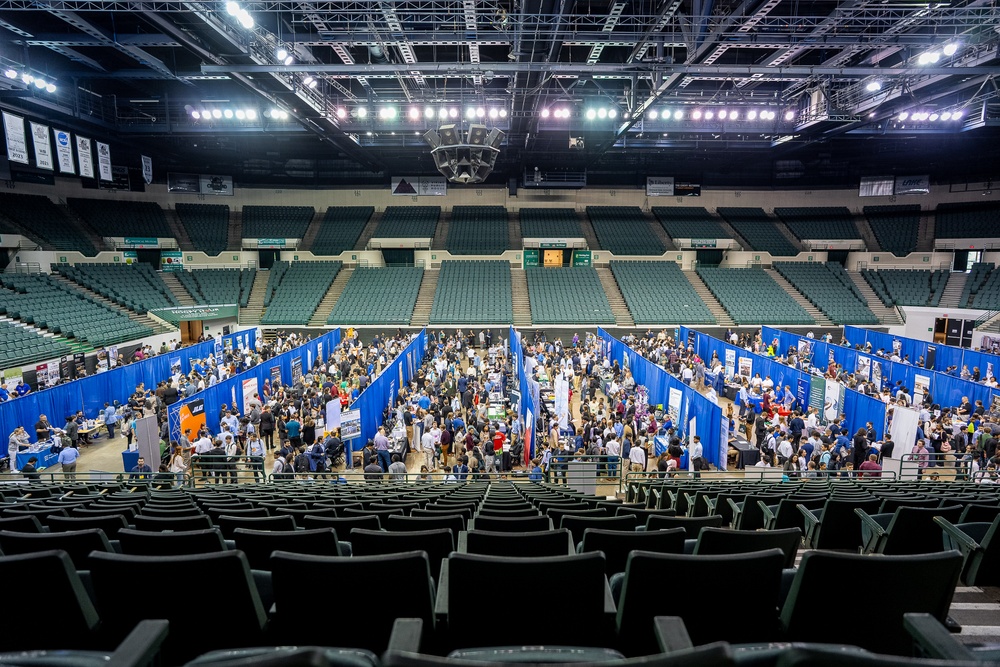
[859,453,882,478]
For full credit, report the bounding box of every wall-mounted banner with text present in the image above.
[149,305,239,324]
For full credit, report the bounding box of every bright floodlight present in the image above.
[424,107,434,118]
[692,110,702,119]
[276,48,288,60]
[46,83,56,93]
[448,108,458,118]
[223,109,234,118]
[784,110,795,121]
[647,110,658,120]
[597,108,607,119]
[672,110,682,120]
[212,109,222,119]
[3,69,16,79]
[235,109,245,119]
[943,42,959,56]
[438,107,448,119]
[34,78,46,89]
[898,112,909,121]
[191,110,201,119]
[918,52,932,65]
[489,108,499,119]
[866,81,882,92]
[283,56,294,66]
[408,107,420,119]
[586,109,597,120]
[952,110,963,120]
[303,76,314,85]
[705,110,714,119]
[226,1,239,15]
[929,113,939,121]
[940,111,952,121]
[729,110,739,120]
[466,107,476,119]
[476,107,485,117]
[21,73,32,84]
[747,110,757,120]
[246,109,257,120]
[718,110,727,119]
[237,11,253,29]
[541,109,550,118]
[308,79,317,88]
[608,109,617,119]
[357,106,368,118]
[499,109,508,118]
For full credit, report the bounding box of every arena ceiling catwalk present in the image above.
[1,0,1000,186]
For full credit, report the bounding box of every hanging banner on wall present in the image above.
[895,175,930,196]
[177,398,206,438]
[141,155,153,184]
[725,349,736,379]
[913,374,931,406]
[29,122,52,170]
[242,377,258,414]
[808,376,825,417]
[872,360,883,389]
[326,399,341,432]
[54,129,75,173]
[96,141,112,181]
[855,355,871,382]
[391,176,446,196]
[737,357,752,379]
[270,365,282,388]
[3,111,28,164]
[160,250,183,272]
[339,408,361,440]
[76,136,94,178]
[291,356,303,384]
[667,387,683,426]
[823,379,842,423]
[645,176,675,196]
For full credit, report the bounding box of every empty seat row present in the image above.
[373,206,440,239]
[175,268,255,307]
[696,266,814,325]
[67,197,172,238]
[241,205,315,239]
[864,204,921,256]
[429,260,513,324]
[717,207,799,256]
[328,266,423,325]
[586,206,666,255]
[310,206,374,255]
[652,206,731,241]
[774,206,862,241]
[862,268,947,307]
[259,261,342,325]
[935,201,1000,239]
[176,202,230,255]
[609,260,715,324]
[446,206,509,255]
[519,207,583,238]
[54,262,179,314]
[0,193,98,255]
[526,266,616,324]
[773,261,878,324]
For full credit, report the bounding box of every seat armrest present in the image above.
[855,509,885,554]
[798,505,821,547]
[704,497,717,515]
[653,616,693,652]
[386,618,424,654]
[682,492,696,514]
[434,559,449,618]
[108,619,169,667]
[759,501,776,528]
[603,576,617,615]
[457,531,468,553]
[933,517,981,556]
[903,613,976,661]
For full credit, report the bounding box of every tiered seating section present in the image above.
[864,205,920,256]
[652,206,730,241]
[372,206,440,239]
[519,208,583,238]
[586,206,665,255]
[67,198,171,238]
[717,207,799,256]
[935,201,1000,238]
[861,269,947,307]
[241,206,314,240]
[175,269,256,308]
[0,320,72,367]
[429,261,513,324]
[696,266,814,325]
[774,207,861,241]
[526,267,615,324]
[966,262,1000,310]
[774,261,878,324]
[0,193,97,255]
[609,261,715,325]
[175,203,229,256]
[0,274,151,345]
[327,267,423,325]
[446,206,509,255]
[311,206,374,255]
[259,261,341,325]
[54,263,178,314]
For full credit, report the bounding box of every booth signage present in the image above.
[149,304,239,324]
[124,237,158,248]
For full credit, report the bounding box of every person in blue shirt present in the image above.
[0,385,9,402]
[529,458,543,482]
[58,443,80,481]
[103,402,119,439]
[14,381,30,397]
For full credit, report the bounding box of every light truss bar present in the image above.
[587,2,626,65]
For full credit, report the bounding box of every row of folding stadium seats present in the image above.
[259,261,342,325]
[446,206,509,255]
[863,204,921,256]
[716,207,799,256]
[0,274,151,345]
[327,267,423,325]
[310,206,374,255]
[373,206,440,238]
[774,206,862,241]
[696,267,814,325]
[1,479,996,665]
[586,206,666,255]
[518,207,583,238]
[961,262,993,308]
[609,260,716,324]
[240,205,314,239]
[0,319,72,366]
[175,202,230,255]
[175,268,255,307]
[526,266,616,324]
[862,268,947,307]
[428,260,513,324]
[54,263,178,314]
[773,261,878,324]
[67,198,172,238]
[968,263,1000,310]
[651,206,731,241]
[0,193,98,255]
[935,201,1000,238]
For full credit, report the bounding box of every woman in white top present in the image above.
[168,445,187,487]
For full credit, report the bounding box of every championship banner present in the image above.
[29,122,52,170]
[141,155,153,184]
[96,141,112,181]
[54,129,75,173]
[77,136,94,178]
[3,111,28,164]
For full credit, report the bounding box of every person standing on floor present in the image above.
[58,441,79,481]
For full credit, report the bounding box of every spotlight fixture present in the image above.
[940,111,952,121]
[45,83,56,93]
[223,109,234,118]
[303,76,314,86]
[276,48,288,60]
[784,110,795,121]
[499,109,508,118]
[488,108,499,119]
[608,109,617,119]
[597,108,607,119]
[408,107,420,119]
[647,110,658,120]
[191,110,201,119]
[424,107,435,118]
[747,110,758,120]
[21,73,32,84]
[898,112,909,121]
[448,108,458,118]
[586,109,597,120]
[541,109,550,118]
[929,113,939,121]
[3,69,16,79]
[466,107,476,119]
[952,110,964,120]
[692,110,702,119]
[718,110,728,120]
[476,107,485,118]
[33,78,46,89]
[235,109,245,119]
[246,109,257,120]
[729,110,739,121]
[672,110,681,120]
[943,42,959,56]
[705,110,714,120]
[336,107,347,119]
[356,106,368,118]
[212,109,222,119]
[283,56,294,66]
[866,81,882,92]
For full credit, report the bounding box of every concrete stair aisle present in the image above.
[576,211,601,250]
[596,267,636,327]
[939,272,968,309]
[355,211,382,251]
[854,213,881,252]
[227,210,242,251]
[646,212,675,251]
[764,269,832,326]
[160,272,197,306]
[976,311,1000,333]
[511,268,532,327]
[308,266,353,326]
[239,270,269,326]
[49,274,173,335]
[58,204,108,253]
[507,210,522,251]
[410,269,439,326]
[916,211,935,251]
[716,218,749,250]
[948,585,1000,649]
[431,212,451,251]
[300,209,326,253]
[847,271,903,325]
[684,270,735,327]
[164,208,195,251]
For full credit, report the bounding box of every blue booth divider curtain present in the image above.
[167,329,339,444]
[598,328,724,470]
[509,327,536,465]
[764,325,1000,419]
[843,325,1000,378]
[1,328,255,446]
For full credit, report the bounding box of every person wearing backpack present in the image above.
[293,446,310,478]
[272,453,290,482]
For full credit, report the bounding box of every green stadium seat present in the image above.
[717,207,798,256]
[519,208,583,239]
[372,206,439,239]
[610,261,715,325]
[241,206,314,239]
[586,206,664,255]
[774,261,878,324]
[863,205,920,256]
[311,207,373,255]
[446,206,509,255]
[429,261,513,324]
[327,267,423,325]
[652,207,731,241]
[774,207,861,242]
[259,261,342,325]
[696,267,814,325]
[67,198,171,238]
[526,267,615,324]
[176,203,229,256]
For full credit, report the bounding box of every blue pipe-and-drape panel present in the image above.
[684,326,811,396]
[0,329,254,444]
[843,325,1000,376]
[765,325,1000,418]
[598,328,723,470]
[509,327,537,461]
[167,329,339,442]
[354,329,427,447]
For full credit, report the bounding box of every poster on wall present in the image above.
[823,379,842,423]
[339,408,361,440]
[73,353,86,379]
[199,174,233,196]
[913,374,931,406]
[872,360,883,390]
[54,129,75,173]
[797,339,812,363]
[645,176,675,197]
[108,346,119,369]
[667,388,683,426]
[888,407,919,461]
[808,376,826,417]
[2,369,21,393]
[719,414,730,472]
[737,357,752,379]
[3,111,28,164]
[141,155,153,184]
[96,141,112,181]
[270,365,282,389]
[242,377,258,414]
[177,399,206,439]
[291,356,303,384]
[161,251,184,272]
[29,122,52,170]
[724,349,736,379]
[855,356,871,382]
